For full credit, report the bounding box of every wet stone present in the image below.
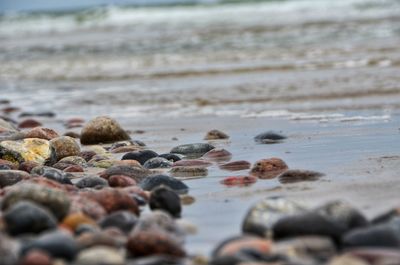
[315,200,368,232]
[158,153,182,162]
[64,165,84,172]
[31,166,73,185]
[254,131,287,144]
[170,166,208,178]
[18,161,39,173]
[220,175,257,186]
[98,210,138,233]
[0,169,30,187]
[19,111,55,118]
[2,183,71,220]
[219,160,251,171]
[3,201,57,236]
[170,143,215,158]
[111,145,142,153]
[250,158,288,179]
[273,212,344,243]
[140,174,189,195]
[204,129,229,140]
[21,230,79,261]
[150,186,182,218]
[18,119,42,129]
[24,127,59,140]
[50,136,81,161]
[76,246,125,265]
[122,150,159,165]
[212,235,272,258]
[76,176,109,189]
[109,174,137,187]
[144,157,173,169]
[202,148,232,162]
[126,230,186,258]
[80,116,130,145]
[59,155,88,167]
[242,196,306,238]
[172,159,212,167]
[278,169,324,184]
[0,138,56,165]
[99,165,151,183]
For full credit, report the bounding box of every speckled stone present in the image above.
[80,116,130,145]
[50,136,81,161]
[24,127,59,140]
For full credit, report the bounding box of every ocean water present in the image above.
[1,0,400,120]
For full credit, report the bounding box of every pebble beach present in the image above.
[1,0,400,264]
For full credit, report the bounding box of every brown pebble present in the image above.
[64,131,80,138]
[24,127,59,140]
[219,160,251,171]
[79,151,97,162]
[18,119,42,129]
[111,146,142,153]
[20,250,52,265]
[0,159,18,170]
[69,195,107,220]
[18,161,39,173]
[2,106,20,114]
[61,212,96,232]
[180,195,196,205]
[250,158,288,179]
[172,159,212,167]
[64,165,84,173]
[204,129,229,140]
[108,175,137,187]
[113,160,142,168]
[202,148,232,162]
[278,169,324,184]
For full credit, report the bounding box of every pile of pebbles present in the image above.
[0,102,399,265]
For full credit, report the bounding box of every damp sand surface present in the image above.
[101,113,400,255]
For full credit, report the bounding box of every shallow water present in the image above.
[1,0,400,119]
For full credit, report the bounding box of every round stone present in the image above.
[250,158,288,179]
[50,136,80,161]
[80,116,130,145]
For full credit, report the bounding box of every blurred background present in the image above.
[1,0,400,121]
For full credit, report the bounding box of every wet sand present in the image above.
[103,112,400,255]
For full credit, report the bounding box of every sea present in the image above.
[1,0,400,121]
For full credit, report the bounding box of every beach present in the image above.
[1,0,400,262]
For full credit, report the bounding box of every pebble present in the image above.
[76,246,125,265]
[58,155,87,167]
[204,129,229,140]
[24,127,59,140]
[328,254,369,265]
[50,136,81,161]
[3,201,57,236]
[82,188,139,215]
[18,119,42,129]
[140,174,189,194]
[0,169,30,187]
[212,235,272,258]
[114,159,142,168]
[76,176,109,189]
[315,200,368,232]
[76,229,125,249]
[126,230,186,258]
[19,111,55,118]
[344,248,400,265]
[150,187,182,218]
[219,160,251,171]
[272,212,344,243]
[202,148,232,162]
[80,116,131,145]
[143,157,173,169]
[0,233,19,265]
[254,131,286,144]
[70,195,107,220]
[220,176,257,186]
[111,145,142,153]
[172,159,212,167]
[242,196,306,238]
[121,150,158,165]
[31,166,73,185]
[108,174,137,187]
[0,138,56,165]
[0,117,18,132]
[250,158,288,179]
[64,131,80,138]
[98,210,138,233]
[170,166,208,178]
[18,161,39,173]
[2,183,71,220]
[19,250,53,265]
[99,165,150,183]
[170,143,215,158]
[79,150,97,161]
[158,153,182,162]
[64,165,84,172]
[21,230,79,261]
[278,169,324,184]
[61,212,97,232]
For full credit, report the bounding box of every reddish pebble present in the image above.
[219,160,251,171]
[79,151,97,162]
[250,158,288,179]
[2,106,20,114]
[108,175,137,187]
[18,119,42,129]
[19,161,39,173]
[20,250,52,265]
[61,212,96,232]
[64,131,80,138]
[214,236,272,257]
[24,127,59,140]
[64,165,84,173]
[202,148,232,162]
[221,176,257,186]
[0,159,18,170]
[67,118,85,124]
